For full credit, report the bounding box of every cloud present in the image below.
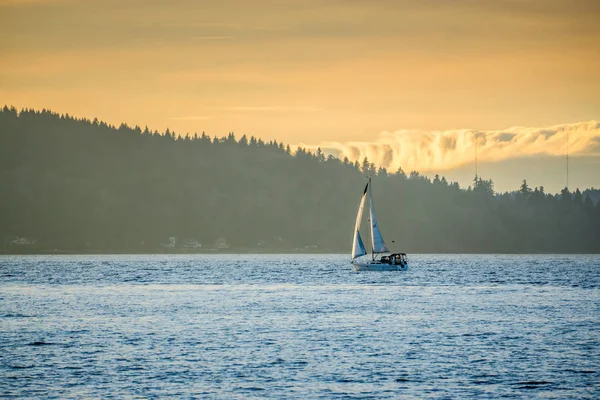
[303,121,600,172]
[135,21,240,29]
[168,115,213,121]
[192,36,233,41]
[205,106,323,112]
[0,0,66,5]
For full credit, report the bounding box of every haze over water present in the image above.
[1,254,599,398]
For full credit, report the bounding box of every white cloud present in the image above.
[303,121,600,172]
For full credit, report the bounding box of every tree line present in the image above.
[1,106,598,253]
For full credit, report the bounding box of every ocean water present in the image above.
[1,254,599,399]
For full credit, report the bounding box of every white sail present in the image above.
[369,185,389,253]
[352,231,367,259]
[351,183,369,259]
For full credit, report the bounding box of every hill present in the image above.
[1,106,599,254]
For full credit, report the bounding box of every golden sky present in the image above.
[1,0,599,190]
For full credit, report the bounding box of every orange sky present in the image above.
[1,0,599,191]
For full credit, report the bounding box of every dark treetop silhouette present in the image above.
[1,106,599,254]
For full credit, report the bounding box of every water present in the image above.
[1,254,599,399]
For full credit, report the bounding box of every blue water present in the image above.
[1,254,599,398]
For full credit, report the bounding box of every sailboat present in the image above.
[351,178,409,271]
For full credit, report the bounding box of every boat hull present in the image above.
[352,262,409,272]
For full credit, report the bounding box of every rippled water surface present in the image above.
[1,254,599,398]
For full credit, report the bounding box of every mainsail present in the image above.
[369,183,389,254]
[351,183,369,259]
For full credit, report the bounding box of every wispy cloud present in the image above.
[302,121,600,172]
[168,115,213,121]
[0,0,66,6]
[206,106,323,112]
[135,21,241,29]
[192,36,233,41]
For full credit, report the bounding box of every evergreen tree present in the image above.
[0,105,598,254]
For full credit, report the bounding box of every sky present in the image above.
[1,0,599,192]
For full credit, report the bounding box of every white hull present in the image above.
[352,261,409,272]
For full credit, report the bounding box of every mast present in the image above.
[369,177,374,261]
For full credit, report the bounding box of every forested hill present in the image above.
[1,106,599,254]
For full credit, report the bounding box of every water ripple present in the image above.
[1,254,599,398]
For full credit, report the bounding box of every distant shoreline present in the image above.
[0,248,337,255]
[1,249,598,255]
